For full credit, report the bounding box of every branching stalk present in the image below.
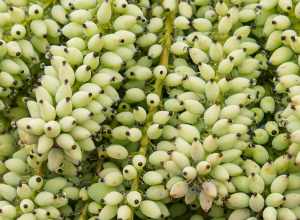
[79,204,88,220]
[138,11,174,156]
[132,10,175,191]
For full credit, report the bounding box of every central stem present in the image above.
[79,204,88,220]
[138,11,174,156]
[131,10,175,190]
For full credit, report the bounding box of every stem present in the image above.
[138,11,174,156]
[131,10,175,191]
[96,148,105,176]
[36,163,44,176]
[79,204,88,220]
[44,0,57,10]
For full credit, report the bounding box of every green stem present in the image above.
[131,10,175,191]
[138,11,174,156]
[79,204,88,220]
[43,0,57,10]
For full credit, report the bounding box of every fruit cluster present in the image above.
[1,0,300,219]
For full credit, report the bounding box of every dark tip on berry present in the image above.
[72,145,77,150]
[291,104,296,110]
[229,56,234,61]
[137,161,143,166]
[256,5,262,9]
[271,130,277,135]
[125,131,130,136]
